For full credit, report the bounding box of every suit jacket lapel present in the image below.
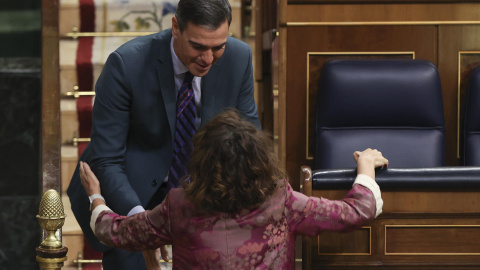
[201,57,222,126]
[156,31,177,141]
[202,36,232,126]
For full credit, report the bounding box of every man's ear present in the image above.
[171,16,179,38]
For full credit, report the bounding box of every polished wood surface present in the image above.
[313,190,480,213]
[42,0,61,194]
[286,3,480,23]
[308,216,480,269]
[385,225,480,254]
[289,0,480,3]
[318,227,371,254]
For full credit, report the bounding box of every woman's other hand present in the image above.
[353,148,389,179]
[79,161,101,196]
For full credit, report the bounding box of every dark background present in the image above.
[0,0,42,269]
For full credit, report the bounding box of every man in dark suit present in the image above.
[67,0,260,269]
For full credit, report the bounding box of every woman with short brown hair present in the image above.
[81,109,387,269]
[185,110,285,213]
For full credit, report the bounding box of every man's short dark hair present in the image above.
[175,0,232,32]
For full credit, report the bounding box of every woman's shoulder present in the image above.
[163,187,193,210]
[167,187,187,201]
[261,179,289,206]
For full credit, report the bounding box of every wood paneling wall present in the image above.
[279,0,480,190]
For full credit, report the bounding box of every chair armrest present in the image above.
[312,167,480,190]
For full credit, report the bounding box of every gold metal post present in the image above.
[36,189,68,270]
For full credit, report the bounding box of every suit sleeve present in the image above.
[236,46,260,129]
[87,51,142,215]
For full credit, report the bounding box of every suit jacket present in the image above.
[67,29,260,251]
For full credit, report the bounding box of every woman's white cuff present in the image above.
[90,204,111,234]
[353,174,383,217]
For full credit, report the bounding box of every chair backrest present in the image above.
[464,66,480,165]
[315,59,445,169]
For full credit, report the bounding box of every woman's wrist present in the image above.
[357,156,375,179]
[92,198,106,208]
[89,194,106,211]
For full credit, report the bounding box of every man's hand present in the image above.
[143,249,161,270]
[142,246,170,270]
[159,245,170,263]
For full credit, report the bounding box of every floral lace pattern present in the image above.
[95,180,376,269]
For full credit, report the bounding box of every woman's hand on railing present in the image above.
[353,148,389,179]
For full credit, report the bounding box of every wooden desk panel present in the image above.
[304,189,480,269]
[313,190,480,213]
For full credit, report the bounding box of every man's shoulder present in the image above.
[226,35,251,53]
[115,29,172,56]
[220,36,251,64]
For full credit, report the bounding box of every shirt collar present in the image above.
[170,37,189,76]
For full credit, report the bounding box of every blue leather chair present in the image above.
[463,66,480,165]
[315,59,445,169]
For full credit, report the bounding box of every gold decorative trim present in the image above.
[62,30,156,39]
[287,21,480,27]
[385,224,480,255]
[317,226,371,255]
[457,51,480,159]
[64,91,96,98]
[306,52,415,160]
[73,259,103,264]
[72,138,91,147]
[63,86,95,98]
[72,251,172,270]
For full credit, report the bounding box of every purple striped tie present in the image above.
[167,71,195,188]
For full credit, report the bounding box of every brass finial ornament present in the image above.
[36,189,68,270]
[37,189,66,248]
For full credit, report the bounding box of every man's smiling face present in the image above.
[172,17,228,77]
